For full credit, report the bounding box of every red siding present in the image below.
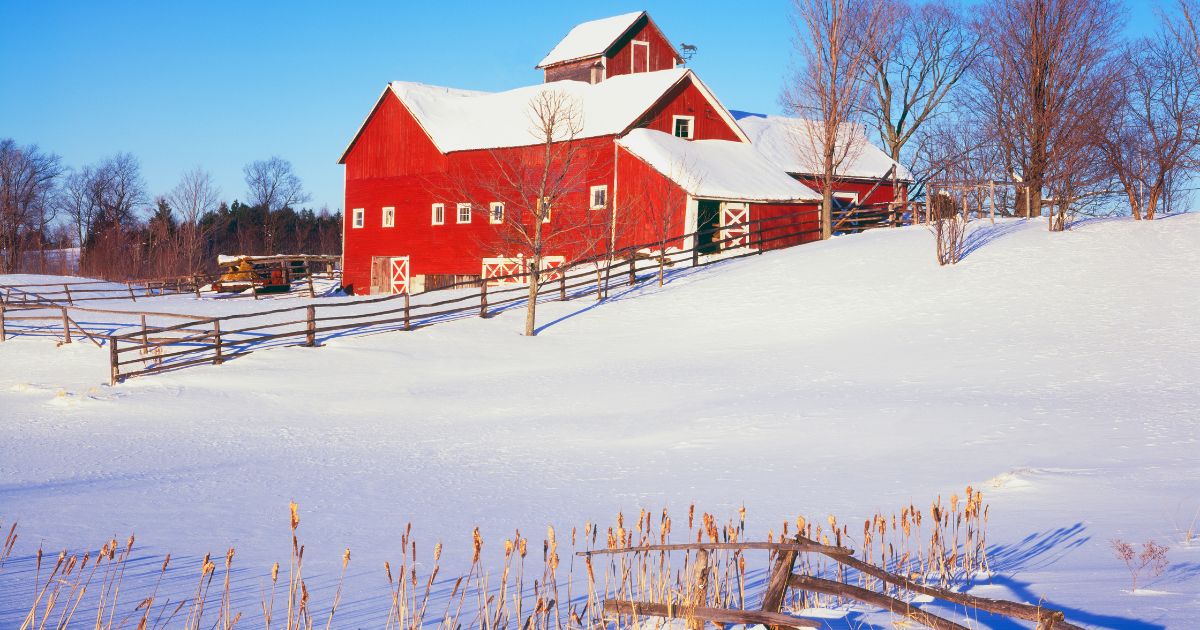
[614,147,690,251]
[344,93,446,180]
[606,16,678,79]
[793,176,904,208]
[343,137,616,295]
[752,202,822,250]
[635,79,742,142]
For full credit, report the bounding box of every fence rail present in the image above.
[1,213,819,384]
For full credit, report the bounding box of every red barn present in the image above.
[337,12,907,296]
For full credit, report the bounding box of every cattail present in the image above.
[505,539,514,557]
[384,561,392,584]
[342,547,350,570]
[435,542,443,562]
[688,504,695,529]
[272,561,280,582]
[289,502,300,531]
[472,527,482,562]
[226,547,235,567]
[162,553,171,572]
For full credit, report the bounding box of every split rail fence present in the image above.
[587,537,1084,630]
[1,215,818,384]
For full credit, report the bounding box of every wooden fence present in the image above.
[588,537,1084,630]
[1,214,818,384]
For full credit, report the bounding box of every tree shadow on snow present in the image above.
[960,220,1030,260]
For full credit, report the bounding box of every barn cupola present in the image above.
[536,11,682,84]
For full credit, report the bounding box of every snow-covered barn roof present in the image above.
[617,129,821,203]
[340,68,749,159]
[537,11,646,68]
[736,114,912,181]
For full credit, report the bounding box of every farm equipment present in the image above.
[212,256,292,294]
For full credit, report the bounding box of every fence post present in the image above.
[692,241,699,267]
[559,272,566,301]
[761,542,799,623]
[305,305,316,347]
[689,549,710,630]
[127,283,137,302]
[62,284,73,305]
[0,303,6,342]
[479,282,488,318]
[109,337,119,385]
[628,255,636,286]
[193,275,202,298]
[307,267,316,298]
[403,292,411,330]
[60,307,72,344]
[213,320,223,365]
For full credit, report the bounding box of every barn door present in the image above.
[482,256,526,286]
[632,40,649,73]
[720,203,751,250]
[532,255,566,281]
[389,256,410,295]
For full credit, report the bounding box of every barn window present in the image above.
[832,192,859,212]
[457,203,472,224]
[352,208,364,229]
[382,206,395,228]
[540,197,552,223]
[431,203,445,225]
[672,116,694,139]
[489,202,504,224]
[590,185,608,209]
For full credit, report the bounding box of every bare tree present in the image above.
[168,166,221,272]
[451,90,601,336]
[1103,14,1200,220]
[0,139,62,273]
[865,0,981,166]
[785,0,891,239]
[970,0,1122,230]
[243,157,311,253]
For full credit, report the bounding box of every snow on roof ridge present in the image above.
[737,115,912,181]
[387,68,691,154]
[618,128,821,203]
[537,11,646,68]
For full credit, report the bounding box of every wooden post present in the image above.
[140,315,149,364]
[989,181,996,225]
[307,266,316,298]
[761,543,799,627]
[61,307,71,344]
[63,284,73,305]
[689,549,710,630]
[559,272,566,301]
[109,337,119,385]
[305,305,316,347]
[193,275,202,298]
[628,256,636,286]
[403,292,411,330]
[127,283,137,302]
[479,282,488,318]
[213,320,223,365]
[0,303,6,342]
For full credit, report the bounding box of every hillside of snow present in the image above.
[1,215,1198,627]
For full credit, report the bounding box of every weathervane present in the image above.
[679,43,697,63]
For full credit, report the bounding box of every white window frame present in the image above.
[457,202,472,224]
[590,185,608,210]
[672,115,695,139]
[352,208,364,229]
[489,202,504,224]
[631,40,650,73]
[382,206,395,228]
[431,203,445,225]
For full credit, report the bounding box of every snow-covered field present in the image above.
[1,216,1198,628]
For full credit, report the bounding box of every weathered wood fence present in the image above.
[586,536,1084,630]
[2,214,818,384]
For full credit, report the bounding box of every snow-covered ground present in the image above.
[1,216,1198,628]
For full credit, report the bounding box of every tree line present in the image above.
[0,147,341,278]
[788,0,1200,233]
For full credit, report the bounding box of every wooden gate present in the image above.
[533,256,565,281]
[389,256,410,295]
[720,203,751,250]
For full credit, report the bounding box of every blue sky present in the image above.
[0,1,1168,214]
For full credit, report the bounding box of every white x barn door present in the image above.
[389,256,410,295]
[720,203,751,249]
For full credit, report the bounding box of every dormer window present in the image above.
[673,115,695,139]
